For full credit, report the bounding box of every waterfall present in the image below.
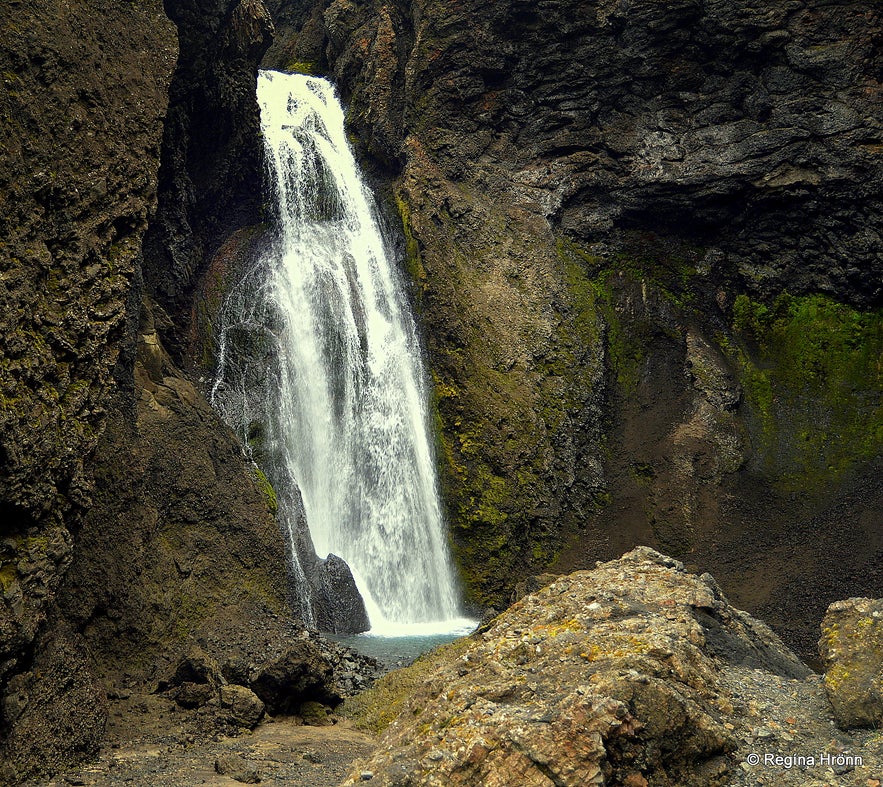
[213,70,469,635]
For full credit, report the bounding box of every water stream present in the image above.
[212,71,472,637]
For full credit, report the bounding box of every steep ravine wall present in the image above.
[0,0,880,779]
[0,1,177,779]
[275,0,883,657]
[0,0,312,783]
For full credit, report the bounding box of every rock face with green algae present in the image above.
[394,150,607,607]
[819,598,883,729]
[268,0,883,659]
[341,548,809,787]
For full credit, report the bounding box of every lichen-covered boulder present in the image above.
[342,547,808,786]
[820,598,883,729]
[214,752,261,784]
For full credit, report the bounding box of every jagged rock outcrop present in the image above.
[54,306,295,678]
[342,548,810,786]
[143,0,274,360]
[268,0,883,659]
[0,298,308,783]
[820,597,883,729]
[325,0,882,303]
[164,628,378,724]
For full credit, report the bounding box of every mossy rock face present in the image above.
[395,165,607,607]
[726,292,883,493]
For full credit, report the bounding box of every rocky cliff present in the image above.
[271,0,883,658]
[0,0,354,783]
[0,2,177,778]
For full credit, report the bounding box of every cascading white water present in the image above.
[253,70,469,635]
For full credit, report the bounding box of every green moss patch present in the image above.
[285,60,319,75]
[727,292,883,491]
[252,466,278,516]
[341,636,472,735]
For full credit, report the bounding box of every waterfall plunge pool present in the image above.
[331,617,478,670]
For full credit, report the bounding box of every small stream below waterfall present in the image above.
[210,70,476,641]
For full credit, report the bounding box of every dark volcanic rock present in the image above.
[327,0,882,305]
[0,618,107,785]
[53,310,294,688]
[220,684,266,728]
[251,640,336,715]
[0,0,175,690]
[0,1,175,782]
[143,0,274,359]
[311,554,371,635]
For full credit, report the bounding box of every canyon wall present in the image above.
[286,0,883,656]
[0,1,306,782]
[0,0,881,779]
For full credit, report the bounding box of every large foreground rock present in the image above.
[820,597,883,729]
[343,547,809,786]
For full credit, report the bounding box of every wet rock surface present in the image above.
[310,554,372,635]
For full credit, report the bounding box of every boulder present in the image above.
[819,598,883,728]
[172,645,223,687]
[250,640,335,715]
[342,547,809,786]
[169,645,222,709]
[311,554,371,635]
[220,684,266,728]
[214,753,261,784]
[174,682,216,710]
[299,700,332,726]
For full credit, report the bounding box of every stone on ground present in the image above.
[341,547,809,787]
[819,597,883,728]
